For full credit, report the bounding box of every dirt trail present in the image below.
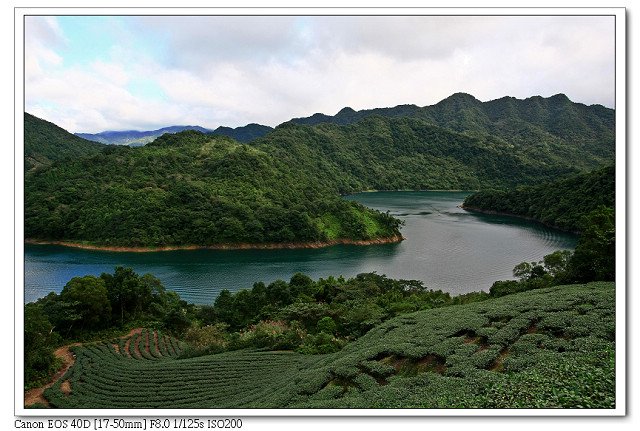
[24,328,144,407]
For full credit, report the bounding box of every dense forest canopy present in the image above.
[462,164,615,232]
[24,113,105,171]
[25,130,402,247]
[291,93,613,156]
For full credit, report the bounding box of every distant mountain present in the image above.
[210,123,274,143]
[24,113,105,171]
[75,125,214,146]
[76,123,274,146]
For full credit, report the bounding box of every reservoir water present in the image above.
[23,191,578,305]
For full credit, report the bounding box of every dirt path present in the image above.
[24,328,144,407]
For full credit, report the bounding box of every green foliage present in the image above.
[24,131,402,247]
[569,205,616,282]
[60,275,111,331]
[235,320,306,351]
[24,303,62,387]
[290,93,614,175]
[316,316,337,334]
[24,113,104,172]
[463,164,614,232]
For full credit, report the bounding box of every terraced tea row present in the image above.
[111,329,183,360]
[43,282,615,409]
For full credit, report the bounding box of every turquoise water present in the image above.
[23,191,578,305]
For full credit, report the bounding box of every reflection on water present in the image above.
[24,191,578,305]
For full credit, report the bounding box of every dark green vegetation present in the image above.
[24,93,613,248]
[182,272,488,358]
[463,164,615,232]
[210,123,274,143]
[254,108,612,193]
[25,130,402,247]
[489,205,614,296]
[40,282,615,408]
[290,92,613,172]
[24,268,483,389]
[24,113,105,171]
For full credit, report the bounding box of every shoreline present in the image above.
[25,234,406,253]
[341,188,478,196]
[459,205,579,234]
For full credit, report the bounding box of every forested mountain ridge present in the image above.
[290,93,614,156]
[210,123,274,143]
[462,164,615,232]
[251,113,613,193]
[24,113,105,171]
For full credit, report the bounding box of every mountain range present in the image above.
[69,92,613,154]
[24,92,615,248]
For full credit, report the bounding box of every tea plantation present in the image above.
[43,282,615,409]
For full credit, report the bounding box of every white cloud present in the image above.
[23,14,617,133]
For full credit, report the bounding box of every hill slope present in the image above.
[42,282,615,409]
[252,114,612,193]
[25,130,402,248]
[462,164,615,231]
[24,113,105,171]
[290,93,614,168]
[210,123,274,143]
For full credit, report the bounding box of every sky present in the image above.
[23,11,617,134]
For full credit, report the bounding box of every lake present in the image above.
[23,191,578,305]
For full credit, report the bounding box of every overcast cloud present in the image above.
[23,13,616,133]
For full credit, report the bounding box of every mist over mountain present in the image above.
[75,125,214,146]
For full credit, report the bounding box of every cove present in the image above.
[23,191,578,305]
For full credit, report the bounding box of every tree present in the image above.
[289,272,315,300]
[24,303,60,385]
[569,206,615,282]
[60,275,111,331]
[213,290,235,324]
[102,266,141,325]
[542,250,573,281]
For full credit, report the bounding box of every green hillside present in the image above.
[254,114,612,193]
[24,113,105,171]
[24,130,402,247]
[462,164,615,232]
[292,93,614,168]
[41,282,615,409]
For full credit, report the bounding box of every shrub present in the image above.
[238,320,306,350]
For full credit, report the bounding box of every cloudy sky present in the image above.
[23,12,617,134]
